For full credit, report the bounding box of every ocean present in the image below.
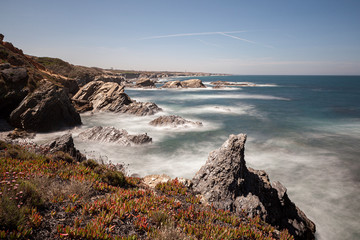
[34,75,360,240]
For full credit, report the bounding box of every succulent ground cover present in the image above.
[0,140,293,239]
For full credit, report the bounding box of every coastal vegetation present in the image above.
[0,140,293,239]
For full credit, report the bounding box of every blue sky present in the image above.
[1,0,360,75]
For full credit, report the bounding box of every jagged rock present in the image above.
[9,81,82,132]
[94,75,126,85]
[72,81,161,116]
[192,134,316,240]
[135,78,155,88]
[118,101,161,116]
[44,133,85,162]
[162,79,206,88]
[1,67,28,83]
[72,99,93,113]
[149,115,203,128]
[78,126,152,146]
[0,34,4,43]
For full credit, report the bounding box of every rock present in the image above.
[181,79,206,88]
[192,134,316,240]
[117,101,161,116]
[6,128,35,140]
[94,75,126,85]
[72,81,161,116]
[78,126,152,146]
[72,99,93,113]
[135,78,155,88]
[162,79,206,88]
[161,80,182,88]
[143,174,171,188]
[1,67,28,83]
[211,81,256,87]
[9,81,82,132]
[0,33,4,43]
[0,63,11,70]
[149,115,203,128]
[44,133,86,162]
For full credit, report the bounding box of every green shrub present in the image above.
[19,181,44,209]
[101,170,126,187]
[53,151,74,163]
[81,159,100,169]
[151,210,169,227]
[0,196,25,230]
[0,140,7,150]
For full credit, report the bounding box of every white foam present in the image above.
[245,135,360,240]
[168,93,290,101]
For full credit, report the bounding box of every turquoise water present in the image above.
[35,75,360,239]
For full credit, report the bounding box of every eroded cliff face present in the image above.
[9,81,81,132]
[72,80,162,116]
[192,134,316,240]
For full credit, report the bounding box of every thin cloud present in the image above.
[219,32,256,44]
[141,30,274,48]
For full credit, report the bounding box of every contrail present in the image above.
[141,31,247,40]
[219,32,256,44]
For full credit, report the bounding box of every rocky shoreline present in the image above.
[0,34,315,239]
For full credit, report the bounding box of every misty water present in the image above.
[34,75,360,240]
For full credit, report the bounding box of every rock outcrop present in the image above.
[72,81,161,116]
[149,115,203,128]
[94,74,126,85]
[9,81,82,132]
[1,66,28,83]
[192,134,316,240]
[135,78,155,88]
[44,133,86,162]
[78,126,152,146]
[162,79,206,88]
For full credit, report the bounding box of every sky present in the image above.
[1,0,360,75]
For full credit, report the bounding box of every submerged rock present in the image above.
[44,133,86,162]
[211,80,256,87]
[78,126,152,146]
[192,134,316,240]
[162,79,206,88]
[9,81,81,132]
[72,80,161,116]
[149,115,203,128]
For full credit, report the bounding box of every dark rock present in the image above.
[192,134,316,240]
[78,126,152,146]
[149,115,203,128]
[135,78,155,88]
[162,79,206,88]
[0,88,29,118]
[0,63,11,70]
[0,34,4,43]
[9,81,82,132]
[72,81,161,116]
[44,133,86,162]
[117,101,161,116]
[72,99,93,113]
[1,67,28,83]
